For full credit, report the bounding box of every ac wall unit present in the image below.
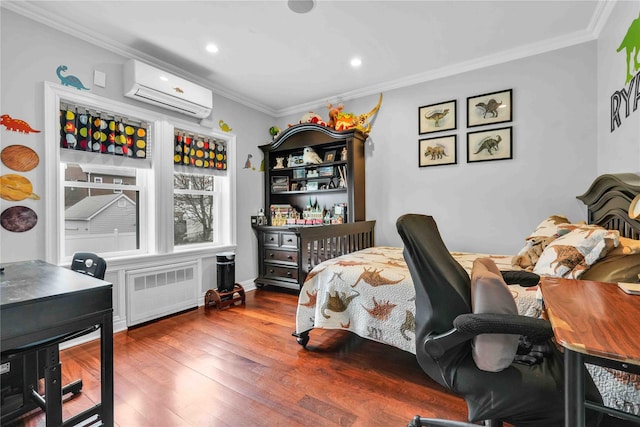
[123,59,213,118]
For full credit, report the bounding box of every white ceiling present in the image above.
[3,0,612,116]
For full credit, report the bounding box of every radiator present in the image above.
[126,261,199,326]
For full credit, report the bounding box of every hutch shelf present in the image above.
[253,123,374,290]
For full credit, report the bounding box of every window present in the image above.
[44,82,236,263]
[62,163,141,257]
[113,178,123,194]
[173,173,216,246]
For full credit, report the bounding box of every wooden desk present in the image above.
[539,277,640,426]
[0,260,114,426]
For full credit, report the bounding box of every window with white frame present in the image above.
[172,129,231,248]
[44,82,236,263]
[62,163,141,257]
[173,172,216,246]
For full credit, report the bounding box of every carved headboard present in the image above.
[577,173,640,240]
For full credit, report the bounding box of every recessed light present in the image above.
[350,57,362,68]
[288,0,315,14]
[159,76,169,82]
[206,43,219,53]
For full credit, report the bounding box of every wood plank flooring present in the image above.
[6,287,635,427]
[7,287,472,426]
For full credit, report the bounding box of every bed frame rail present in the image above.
[299,220,376,277]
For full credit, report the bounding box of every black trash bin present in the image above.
[217,252,235,293]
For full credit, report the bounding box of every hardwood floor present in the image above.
[7,287,471,427]
[7,288,632,427]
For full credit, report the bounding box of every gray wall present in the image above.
[279,42,598,254]
[2,2,637,274]
[0,9,270,284]
[597,0,640,174]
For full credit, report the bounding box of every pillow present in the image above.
[533,227,620,279]
[512,215,572,270]
[581,252,640,283]
[471,258,519,372]
[608,236,640,256]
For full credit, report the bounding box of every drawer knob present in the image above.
[286,239,293,243]
[269,253,274,257]
[269,237,275,241]
[269,269,274,273]
[287,255,292,260]
[287,272,292,277]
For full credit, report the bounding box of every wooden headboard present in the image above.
[577,173,640,240]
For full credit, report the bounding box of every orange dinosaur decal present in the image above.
[1,115,41,133]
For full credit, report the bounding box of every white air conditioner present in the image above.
[123,59,213,118]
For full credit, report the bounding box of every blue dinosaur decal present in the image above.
[56,65,89,90]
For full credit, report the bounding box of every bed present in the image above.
[294,173,640,416]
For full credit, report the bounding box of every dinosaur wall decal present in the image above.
[0,115,41,133]
[618,12,640,84]
[56,65,89,90]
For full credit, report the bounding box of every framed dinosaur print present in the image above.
[467,89,512,128]
[467,126,512,163]
[419,135,457,167]
[418,100,456,134]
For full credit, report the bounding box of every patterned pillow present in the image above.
[512,215,572,270]
[533,227,620,279]
[471,258,519,372]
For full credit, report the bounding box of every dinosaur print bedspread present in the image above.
[295,246,541,354]
[295,246,640,416]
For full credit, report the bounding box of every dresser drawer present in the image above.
[264,249,298,264]
[280,232,297,248]
[263,232,280,246]
[264,265,298,282]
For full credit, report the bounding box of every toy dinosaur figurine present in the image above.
[334,93,383,134]
[326,101,344,128]
[56,65,89,90]
[618,11,640,84]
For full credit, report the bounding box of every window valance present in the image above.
[173,128,227,171]
[59,103,148,159]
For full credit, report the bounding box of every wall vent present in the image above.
[126,261,199,326]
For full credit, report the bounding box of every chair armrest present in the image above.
[454,313,553,342]
[500,270,540,287]
[423,313,553,359]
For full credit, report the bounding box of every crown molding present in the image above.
[588,0,617,38]
[1,0,279,117]
[3,0,613,119]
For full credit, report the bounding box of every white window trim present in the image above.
[44,81,236,264]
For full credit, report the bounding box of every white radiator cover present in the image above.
[126,261,199,326]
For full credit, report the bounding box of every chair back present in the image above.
[71,252,107,280]
[396,214,472,388]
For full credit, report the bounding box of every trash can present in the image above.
[217,252,235,293]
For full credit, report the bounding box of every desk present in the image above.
[1,260,113,426]
[539,277,640,426]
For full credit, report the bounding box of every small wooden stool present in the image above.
[204,284,246,310]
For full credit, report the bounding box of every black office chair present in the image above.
[396,214,602,427]
[71,252,107,279]
[0,253,107,423]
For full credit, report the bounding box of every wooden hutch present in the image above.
[253,123,375,290]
